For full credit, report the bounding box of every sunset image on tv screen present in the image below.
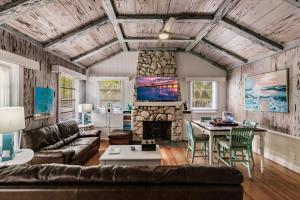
[136,77,178,101]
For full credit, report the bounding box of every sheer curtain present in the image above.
[0,66,10,108]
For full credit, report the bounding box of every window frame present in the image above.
[190,81,218,111]
[99,80,122,109]
[59,73,77,122]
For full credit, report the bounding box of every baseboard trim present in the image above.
[253,146,300,174]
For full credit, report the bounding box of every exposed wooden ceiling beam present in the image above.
[89,50,123,68]
[0,0,52,24]
[0,24,43,48]
[49,50,87,69]
[71,39,119,62]
[124,37,194,43]
[202,38,247,63]
[229,37,300,70]
[129,48,178,51]
[190,51,227,71]
[185,0,241,51]
[116,15,214,24]
[220,18,283,52]
[101,0,128,51]
[283,0,300,8]
[44,17,109,49]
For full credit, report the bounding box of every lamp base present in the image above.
[1,133,14,162]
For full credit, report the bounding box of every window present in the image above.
[0,66,10,107]
[99,80,121,108]
[59,73,76,121]
[190,81,217,110]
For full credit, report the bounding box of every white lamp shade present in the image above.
[78,104,92,113]
[0,107,25,134]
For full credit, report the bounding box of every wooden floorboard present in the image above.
[85,140,300,200]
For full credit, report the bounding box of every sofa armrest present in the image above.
[79,129,101,138]
[35,149,75,163]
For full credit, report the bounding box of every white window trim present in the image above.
[190,81,218,111]
[99,80,123,110]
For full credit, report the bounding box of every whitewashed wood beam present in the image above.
[190,51,227,71]
[129,48,178,51]
[283,0,300,8]
[220,18,283,51]
[202,39,247,63]
[88,50,123,68]
[48,50,87,69]
[44,17,109,49]
[0,0,52,24]
[71,39,119,62]
[185,0,241,51]
[116,15,214,23]
[124,37,194,43]
[101,0,128,51]
[229,37,300,70]
[0,24,43,47]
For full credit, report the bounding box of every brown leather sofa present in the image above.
[21,120,101,165]
[0,164,243,200]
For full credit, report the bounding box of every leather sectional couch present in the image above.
[21,120,101,165]
[0,164,243,200]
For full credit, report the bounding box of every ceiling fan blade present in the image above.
[168,32,191,39]
[163,17,175,32]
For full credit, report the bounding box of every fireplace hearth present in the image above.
[143,121,172,142]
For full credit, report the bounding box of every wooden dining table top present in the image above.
[192,120,267,132]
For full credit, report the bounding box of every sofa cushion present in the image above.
[22,124,61,151]
[40,141,65,151]
[0,164,243,185]
[63,133,79,145]
[61,144,90,160]
[57,120,79,139]
[73,137,99,147]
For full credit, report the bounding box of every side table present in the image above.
[0,149,34,167]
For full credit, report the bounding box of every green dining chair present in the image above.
[242,120,258,167]
[217,127,255,178]
[185,120,209,164]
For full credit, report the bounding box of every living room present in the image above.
[0,0,299,200]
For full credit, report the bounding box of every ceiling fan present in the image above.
[139,17,191,40]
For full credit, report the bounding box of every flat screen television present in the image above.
[136,77,178,101]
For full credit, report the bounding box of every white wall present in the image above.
[175,52,227,119]
[87,52,227,119]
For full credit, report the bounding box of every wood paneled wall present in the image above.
[227,46,300,137]
[0,29,85,131]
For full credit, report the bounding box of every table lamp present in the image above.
[0,107,25,162]
[78,104,92,125]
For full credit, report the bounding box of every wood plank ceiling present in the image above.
[0,0,299,70]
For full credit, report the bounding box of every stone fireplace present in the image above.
[132,50,183,141]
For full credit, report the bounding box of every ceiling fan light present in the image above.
[159,32,169,40]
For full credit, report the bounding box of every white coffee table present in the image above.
[0,149,34,167]
[100,145,162,166]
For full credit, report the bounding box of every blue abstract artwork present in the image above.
[34,87,55,115]
[245,70,288,113]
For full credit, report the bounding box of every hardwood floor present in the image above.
[85,140,300,200]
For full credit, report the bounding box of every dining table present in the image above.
[192,120,267,174]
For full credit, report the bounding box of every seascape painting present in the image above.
[136,77,178,101]
[245,70,288,113]
[34,87,55,115]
